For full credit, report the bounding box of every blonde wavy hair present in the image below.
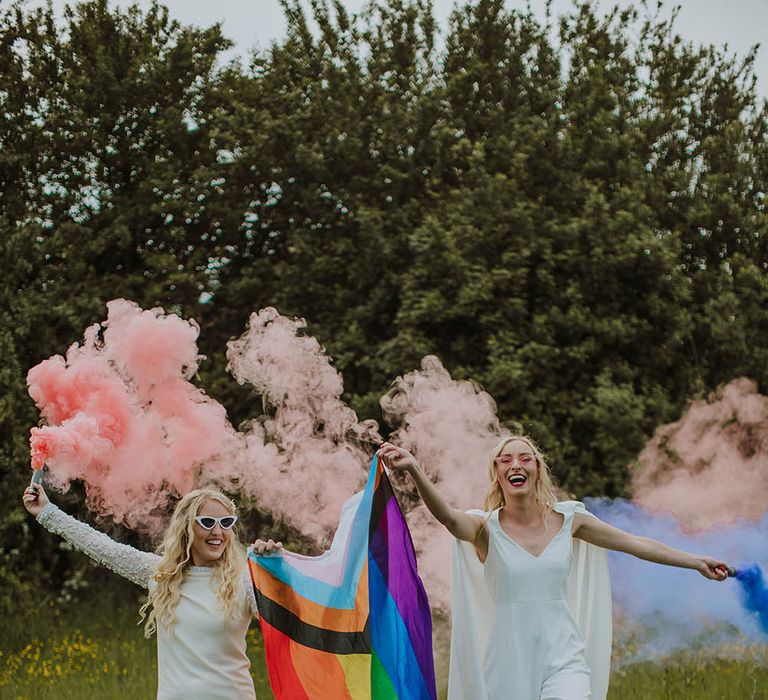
[483,435,558,517]
[139,488,246,637]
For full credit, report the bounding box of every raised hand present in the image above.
[376,442,419,472]
[22,482,49,517]
[251,538,283,556]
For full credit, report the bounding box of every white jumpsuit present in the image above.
[482,508,591,699]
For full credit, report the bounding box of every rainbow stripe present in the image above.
[248,456,437,699]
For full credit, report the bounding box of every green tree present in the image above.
[0,0,234,610]
[2,0,767,607]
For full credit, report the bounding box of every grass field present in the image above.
[1,600,766,699]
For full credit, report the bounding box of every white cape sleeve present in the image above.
[447,503,612,700]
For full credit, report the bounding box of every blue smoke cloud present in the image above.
[735,565,768,635]
[585,498,768,661]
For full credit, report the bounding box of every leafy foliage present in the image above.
[1,0,766,604]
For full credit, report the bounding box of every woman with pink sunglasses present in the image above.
[377,434,729,700]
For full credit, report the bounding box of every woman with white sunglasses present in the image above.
[23,483,268,699]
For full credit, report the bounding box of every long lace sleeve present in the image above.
[37,503,159,589]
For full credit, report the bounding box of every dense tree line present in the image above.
[1,0,766,610]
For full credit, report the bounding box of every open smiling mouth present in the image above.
[508,474,527,487]
[206,538,223,547]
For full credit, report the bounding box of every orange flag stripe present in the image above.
[288,640,358,700]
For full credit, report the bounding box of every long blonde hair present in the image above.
[139,488,246,637]
[483,435,558,516]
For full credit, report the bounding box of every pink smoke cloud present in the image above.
[381,355,508,607]
[632,377,768,530]
[28,302,381,541]
[227,307,380,542]
[27,299,241,531]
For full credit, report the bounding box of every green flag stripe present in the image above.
[371,650,398,699]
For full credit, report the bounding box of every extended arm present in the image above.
[573,513,728,580]
[25,484,158,589]
[376,443,486,548]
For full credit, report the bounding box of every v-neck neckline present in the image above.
[493,508,567,559]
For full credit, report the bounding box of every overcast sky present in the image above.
[29,0,768,99]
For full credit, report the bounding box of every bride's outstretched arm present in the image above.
[572,512,728,581]
[376,442,486,548]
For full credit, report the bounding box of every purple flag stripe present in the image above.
[369,492,436,691]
